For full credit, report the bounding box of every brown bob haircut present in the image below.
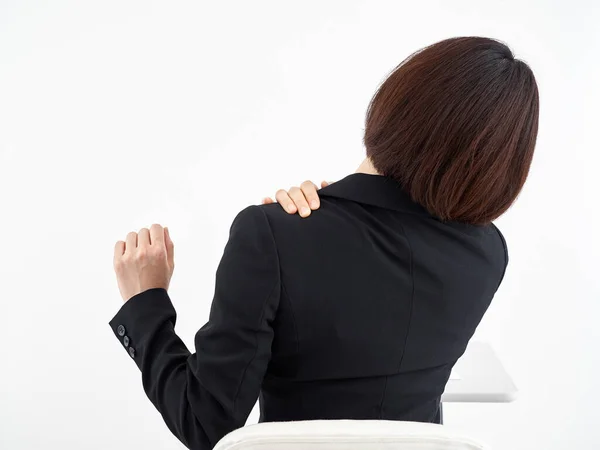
[364,36,539,225]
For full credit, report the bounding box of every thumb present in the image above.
[164,227,175,266]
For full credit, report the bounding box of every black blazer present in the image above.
[109,173,508,450]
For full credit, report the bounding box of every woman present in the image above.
[110,36,539,450]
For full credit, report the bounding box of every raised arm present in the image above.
[109,205,280,449]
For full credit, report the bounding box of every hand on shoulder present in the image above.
[262,180,332,218]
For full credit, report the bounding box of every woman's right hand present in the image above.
[262,180,331,218]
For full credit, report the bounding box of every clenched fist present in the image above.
[113,224,175,302]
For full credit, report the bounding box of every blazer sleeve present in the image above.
[108,205,281,450]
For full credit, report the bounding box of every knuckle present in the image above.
[135,249,147,260]
[116,255,130,269]
[288,186,301,195]
[300,180,314,190]
[153,246,166,257]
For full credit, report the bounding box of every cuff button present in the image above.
[128,347,136,358]
[123,336,130,347]
[117,325,126,337]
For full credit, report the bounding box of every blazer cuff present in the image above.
[108,288,177,367]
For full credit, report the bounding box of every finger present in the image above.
[164,227,174,267]
[288,186,311,218]
[321,180,333,188]
[114,240,125,266]
[275,189,297,214]
[137,228,150,248]
[262,197,274,205]
[149,223,164,247]
[125,231,138,254]
[300,180,320,210]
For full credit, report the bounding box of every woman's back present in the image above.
[108,36,537,450]
[258,173,507,423]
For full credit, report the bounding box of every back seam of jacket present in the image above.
[259,209,300,356]
[231,206,282,416]
[395,223,415,373]
[378,376,389,419]
[281,283,301,356]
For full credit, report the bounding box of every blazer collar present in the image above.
[319,173,430,217]
[318,173,490,235]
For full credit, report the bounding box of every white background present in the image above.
[1,1,598,449]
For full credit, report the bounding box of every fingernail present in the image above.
[301,207,311,217]
[310,200,319,209]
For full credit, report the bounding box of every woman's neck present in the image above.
[355,158,380,175]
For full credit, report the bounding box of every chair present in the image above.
[214,420,490,450]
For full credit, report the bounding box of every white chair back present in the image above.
[214,420,490,450]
